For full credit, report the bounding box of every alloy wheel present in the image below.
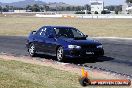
[29,43,36,57]
[57,47,64,61]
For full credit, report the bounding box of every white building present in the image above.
[90,0,104,14]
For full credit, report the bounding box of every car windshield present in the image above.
[54,27,85,38]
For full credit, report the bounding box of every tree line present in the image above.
[0,0,131,14]
[0,4,121,12]
[0,4,90,12]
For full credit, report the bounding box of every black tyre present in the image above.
[79,77,91,87]
[28,43,37,57]
[56,46,65,62]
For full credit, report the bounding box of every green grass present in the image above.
[0,17,132,37]
[0,59,131,88]
[0,59,81,88]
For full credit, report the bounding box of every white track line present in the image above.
[92,37,132,40]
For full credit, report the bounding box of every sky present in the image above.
[0,0,126,6]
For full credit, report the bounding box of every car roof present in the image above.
[43,26,75,29]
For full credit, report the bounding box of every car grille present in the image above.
[81,45,96,49]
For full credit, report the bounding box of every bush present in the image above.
[75,11,85,14]
[115,10,118,14]
[101,10,106,14]
[87,12,91,14]
[94,11,98,14]
[75,11,92,14]
[101,10,111,14]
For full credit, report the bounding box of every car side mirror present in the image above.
[32,31,36,35]
[85,35,88,37]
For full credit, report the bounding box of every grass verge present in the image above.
[0,57,131,88]
[0,17,132,37]
[0,59,80,88]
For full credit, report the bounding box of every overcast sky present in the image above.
[0,0,125,6]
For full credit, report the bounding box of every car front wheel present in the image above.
[28,43,37,57]
[56,46,65,62]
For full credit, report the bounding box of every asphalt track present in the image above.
[0,36,132,77]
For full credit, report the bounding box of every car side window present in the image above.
[36,27,47,37]
[45,28,55,37]
[40,28,47,37]
[72,29,84,37]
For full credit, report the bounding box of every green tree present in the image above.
[66,6,71,11]
[5,5,10,12]
[60,7,66,11]
[114,5,122,14]
[32,4,40,12]
[0,6,2,14]
[9,6,14,11]
[105,5,115,11]
[43,5,49,11]
[84,4,91,11]
[105,5,122,12]
[126,0,132,3]
[2,5,9,12]
[94,11,98,14]
[71,6,75,11]
[75,6,82,11]
[26,5,32,11]
[39,6,44,12]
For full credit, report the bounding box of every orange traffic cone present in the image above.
[79,68,91,86]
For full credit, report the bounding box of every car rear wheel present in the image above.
[28,43,36,57]
[57,46,65,62]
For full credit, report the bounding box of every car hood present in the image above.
[60,37,101,46]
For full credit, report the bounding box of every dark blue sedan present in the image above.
[26,26,104,62]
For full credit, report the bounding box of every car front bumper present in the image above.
[64,48,104,59]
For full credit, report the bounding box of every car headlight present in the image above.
[97,45,103,48]
[68,45,81,49]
